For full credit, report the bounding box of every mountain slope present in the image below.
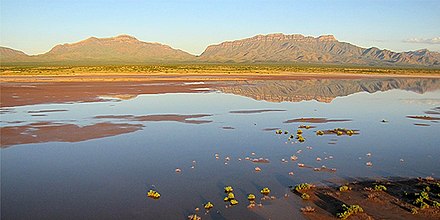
[38,35,196,63]
[0,35,196,64]
[199,33,440,66]
[0,47,32,62]
[1,33,440,66]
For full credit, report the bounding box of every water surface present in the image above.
[1,77,440,219]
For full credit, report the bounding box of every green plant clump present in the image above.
[412,187,440,209]
[336,204,364,219]
[294,183,314,192]
[413,190,432,209]
[301,193,311,200]
[411,208,418,214]
[374,185,387,191]
[420,202,430,209]
[316,130,324,135]
[339,185,351,192]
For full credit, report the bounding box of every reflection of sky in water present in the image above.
[1,89,440,219]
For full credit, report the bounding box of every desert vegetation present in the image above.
[1,64,440,76]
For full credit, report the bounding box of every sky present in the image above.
[1,0,439,55]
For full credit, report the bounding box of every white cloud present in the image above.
[404,37,440,44]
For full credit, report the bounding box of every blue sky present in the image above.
[1,0,439,55]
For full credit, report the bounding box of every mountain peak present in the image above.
[34,34,195,62]
[317,35,337,41]
[113,34,138,41]
[78,35,138,44]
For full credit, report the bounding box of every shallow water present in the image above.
[1,78,440,219]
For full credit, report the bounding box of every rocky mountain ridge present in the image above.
[1,33,439,66]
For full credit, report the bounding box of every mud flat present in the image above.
[290,177,440,220]
[284,118,352,123]
[94,114,213,124]
[0,80,218,107]
[229,109,286,114]
[407,115,440,121]
[0,122,143,147]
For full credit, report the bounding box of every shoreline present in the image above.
[2,71,440,83]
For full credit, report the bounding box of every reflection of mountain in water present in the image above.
[218,78,440,103]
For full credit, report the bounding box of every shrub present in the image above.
[301,193,311,200]
[294,183,314,192]
[339,185,351,192]
[336,204,364,219]
[374,185,387,191]
[300,206,315,212]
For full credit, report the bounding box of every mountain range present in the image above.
[1,33,440,66]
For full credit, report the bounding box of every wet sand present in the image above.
[414,123,431,127]
[229,109,286,114]
[425,111,440,115]
[0,122,143,147]
[27,109,68,113]
[320,129,360,136]
[0,80,216,108]
[284,118,352,123]
[95,114,213,124]
[406,116,440,121]
[262,128,281,131]
[1,114,212,147]
[292,177,440,220]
